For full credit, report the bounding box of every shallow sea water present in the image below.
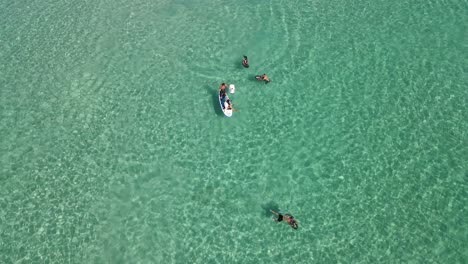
[0,0,466,263]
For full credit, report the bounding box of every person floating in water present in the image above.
[270,210,298,229]
[260,74,270,83]
[256,74,270,83]
[242,55,249,68]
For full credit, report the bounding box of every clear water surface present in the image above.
[0,0,466,263]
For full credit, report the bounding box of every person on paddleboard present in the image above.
[270,210,298,229]
[219,83,227,92]
[226,99,234,109]
[220,90,227,109]
[225,99,239,112]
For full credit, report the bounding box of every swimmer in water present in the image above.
[242,55,249,68]
[270,210,298,229]
[261,74,270,83]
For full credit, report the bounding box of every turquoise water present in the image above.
[1,0,466,263]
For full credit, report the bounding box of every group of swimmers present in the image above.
[220,57,298,229]
[243,55,271,83]
[219,55,272,111]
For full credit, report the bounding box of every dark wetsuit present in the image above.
[220,91,227,109]
[277,214,283,222]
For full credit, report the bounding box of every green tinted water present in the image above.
[1,0,466,263]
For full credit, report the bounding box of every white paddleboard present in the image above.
[219,92,233,117]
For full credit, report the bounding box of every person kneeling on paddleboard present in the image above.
[226,99,239,112]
